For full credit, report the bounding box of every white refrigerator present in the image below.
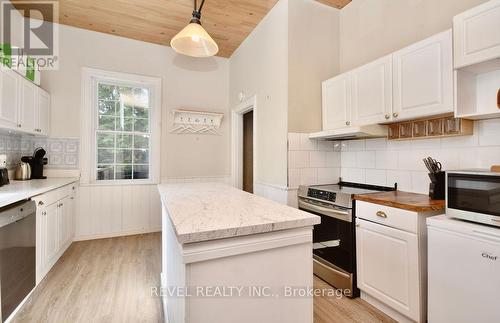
[427,215,500,323]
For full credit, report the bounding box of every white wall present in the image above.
[339,0,490,71]
[38,24,230,239]
[43,24,230,180]
[288,0,340,133]
[339,119,500,194]
[229,0,289,188]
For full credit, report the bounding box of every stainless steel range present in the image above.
[298,181,395,298]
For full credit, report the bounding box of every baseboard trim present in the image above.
[73,227,161,241]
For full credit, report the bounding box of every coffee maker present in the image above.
[21,147,48,179]
[0,154,9,186]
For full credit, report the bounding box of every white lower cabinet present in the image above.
[34,183,78,283]
[356,201,441,323]
[357,218,419,320]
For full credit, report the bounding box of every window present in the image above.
[96,83,151,181]
[81,68,161,184]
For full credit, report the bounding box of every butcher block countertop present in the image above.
[354,191,445,212]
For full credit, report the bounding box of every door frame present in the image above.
[231,95,257,190]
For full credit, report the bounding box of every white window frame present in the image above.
[80,67,161,185]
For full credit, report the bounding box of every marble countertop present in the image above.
[0,177,79,208]
[158,183,320,244]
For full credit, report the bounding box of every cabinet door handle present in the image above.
[385,114,390,120]
[346,121,351,126]
[392,112,399,118]
[376,211,387,218]
[38,201,44,206]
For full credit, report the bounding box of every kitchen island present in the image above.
[158,183,320,323]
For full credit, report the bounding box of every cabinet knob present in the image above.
[346,121,351,126]
[17,124,21,128]
[38,201,44,206]
[376,211,388,218]
[385,114,390,120]
[392,112,399,118]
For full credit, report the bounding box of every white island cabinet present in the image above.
[158,183,320,323]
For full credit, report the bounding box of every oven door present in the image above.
[447,172,500,227]
[298,199,354,274]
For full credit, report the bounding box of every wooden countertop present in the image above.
[354,191,445,212]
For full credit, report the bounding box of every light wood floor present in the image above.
[13,233,394,323]
[12,233,163,323]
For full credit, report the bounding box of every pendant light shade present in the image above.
[170,0,219,58]
[170,22,218,57]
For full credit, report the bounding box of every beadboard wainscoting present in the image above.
[339,119,500,194]
[75,184,162,241]
[75,176,231,240]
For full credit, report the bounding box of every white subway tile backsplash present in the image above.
[411,171,431,195]
[300,168,318,185]
[386,140,411,151]
[299,134,318,151]
[288,168,300,188]
[341,151,357,168]
[376,150,398,170]
[356,151,376,169]
[410,138,442,150]
[477,146,500,166]
[365,138,387,150]
[288,133,301,151]
[288,133,341,190]
[346,140,365,151]
[326,151,341,167]
[317,168,340,185]
[310,151,326,168]
[288,151,309,169]
[317,140,335,152]
[479,119,500,146]
[341,168,365,183]
[290,123,499,195]
[365,169,387,186]
[387,170,411,192]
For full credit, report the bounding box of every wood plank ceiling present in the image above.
[12,0,351,58]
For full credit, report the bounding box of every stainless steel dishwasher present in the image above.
[0,200,36,322]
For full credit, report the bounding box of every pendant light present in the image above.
[170,0,219,57]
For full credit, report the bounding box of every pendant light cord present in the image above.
[192,0,206,20]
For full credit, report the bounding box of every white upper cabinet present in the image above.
[0,68,49,135]
[20,80,38,133]
[37,88,50,135]
[454,0,500,68]
[322,74,351,130]
[0,68,20,128]
[392,30,453,121]
[351,55,393,126]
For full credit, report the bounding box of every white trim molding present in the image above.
[231,95,257,190]
[80,67,162,185]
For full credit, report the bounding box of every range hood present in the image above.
[309,124,388,140]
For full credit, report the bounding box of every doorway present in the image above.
[242,111,253,193]
[231,95,257,192]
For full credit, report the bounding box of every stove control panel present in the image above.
[307,188,336,202]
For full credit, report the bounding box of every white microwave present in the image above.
[446,170,500,227]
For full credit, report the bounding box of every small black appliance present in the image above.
[22,147,48,179]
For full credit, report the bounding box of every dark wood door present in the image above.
[243,110,253,193]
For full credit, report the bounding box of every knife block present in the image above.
[428,171,445,200]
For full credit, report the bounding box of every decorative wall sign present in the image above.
[171,109,224,135]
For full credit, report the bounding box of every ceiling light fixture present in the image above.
[170,0,219,58]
